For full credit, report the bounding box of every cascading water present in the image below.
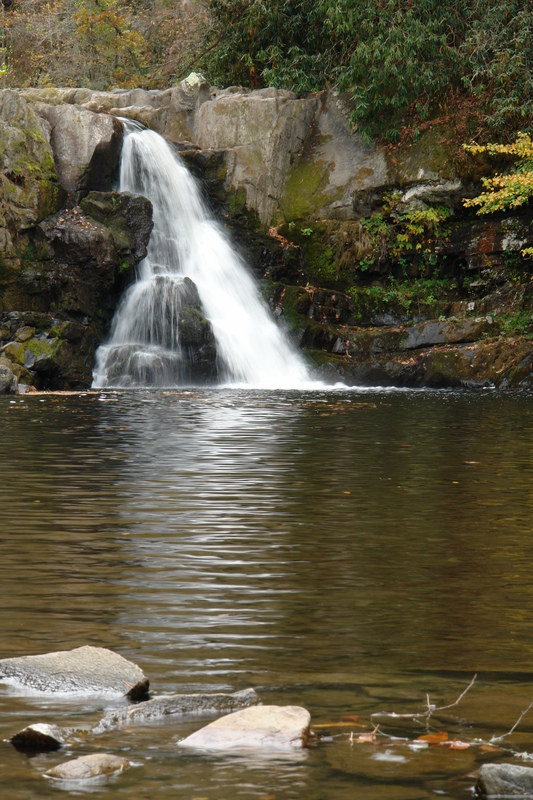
[92,124,310,389]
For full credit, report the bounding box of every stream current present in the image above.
[2,387,533,799]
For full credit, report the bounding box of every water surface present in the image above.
[2,389,533,799]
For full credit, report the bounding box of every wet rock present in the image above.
[11,723,65,752]
[45,753,131,781]
[477,763,533,797]
[15,326,36,342]
[178,705,311,751]
[0,646,149,699]
[79,191,153,265]
[402,317,497,350]
[94,687,260,732]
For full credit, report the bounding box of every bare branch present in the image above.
[491,699,533,743]
[371,674,477,726]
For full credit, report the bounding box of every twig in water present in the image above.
[370,674,477,725]
[491,699,533,743]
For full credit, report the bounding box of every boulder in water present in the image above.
[45,753,131,781]
[0,646,149,699]
[177,705,311,750]
[94,687,259,732]
[477,763,533,797]
[10,723,65,753]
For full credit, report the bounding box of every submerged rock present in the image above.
[94,687,259,732]
[178,705,311,750]
[45,753,130,781]
[0,646,149,699]
[10,723,65,752]
[477,763,533,797]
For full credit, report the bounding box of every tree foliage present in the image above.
[202,0,533,141]
[1,0,209,90]
[464,133,533,257]
[464,134,533,215]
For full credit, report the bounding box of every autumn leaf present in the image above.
[441,739,470,750]
[417,731,449,744]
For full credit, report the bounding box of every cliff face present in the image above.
[1,77,533,391]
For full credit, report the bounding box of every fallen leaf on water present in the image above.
[417,731,448,744]
[343,714,361,722]
[441,739,470,750]
[479,744,500,752]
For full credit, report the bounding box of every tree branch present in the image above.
[370,674,477,726]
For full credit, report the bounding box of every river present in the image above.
[1,388,533,799]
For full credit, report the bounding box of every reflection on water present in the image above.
[2,389,533,799]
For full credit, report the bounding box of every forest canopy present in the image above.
[1,0,533,141]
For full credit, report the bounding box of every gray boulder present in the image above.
[402,317,498,350]
[94,687,259,732]
[0,362,14,393]
[46,753,131,781]
[195,88,317,225]
[0,645,149,699]
[10,723,65,752]
[178,705,311,750]
[34,103,123,200]
[477,763,533,797]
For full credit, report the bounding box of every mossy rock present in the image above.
[0,90,59,249]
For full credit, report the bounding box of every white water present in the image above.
[92,126,310,389]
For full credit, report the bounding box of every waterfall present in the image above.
[92,125,310,389]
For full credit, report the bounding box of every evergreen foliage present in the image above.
[203,0,533,141]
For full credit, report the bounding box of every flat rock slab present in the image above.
[94,687,259,732]
[0,646,149,699]
[478,763,533,797]
[46,753,130,781]
[178,705,311,751]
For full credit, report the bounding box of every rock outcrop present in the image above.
[35,103,123,200]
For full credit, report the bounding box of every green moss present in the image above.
[228,189,247,214]
[23,336,62,358]
[279,156,342,222]
[280,285,309,327]
[49,321,68,338]
[304,349,346,368]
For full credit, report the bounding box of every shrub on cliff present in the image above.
[203,0,533,141]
